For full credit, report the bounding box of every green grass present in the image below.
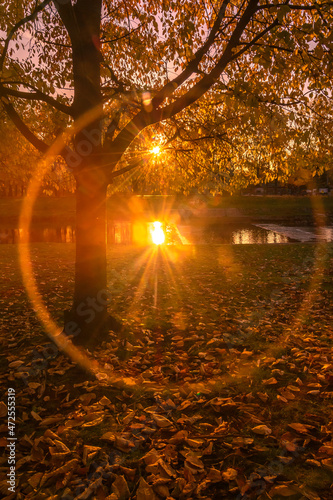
[1,194,333,226]
[0,196,76,225]
[286,465,333,492]
[206,194,333,218]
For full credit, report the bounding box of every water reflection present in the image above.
[0,224,133,244]
[1,223,332,245]
[255,224,333,242]
[182,225,290,245]
[232,228,288,245]
[0,226,76,244]
[318,227,333,241]
[108,222,132,244]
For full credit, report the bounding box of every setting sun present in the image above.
[151,145,161,155]
[150,221,165,245]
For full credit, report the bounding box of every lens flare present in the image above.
[151,145,161,155]
[16,101,330,396]
[151,221,165,245]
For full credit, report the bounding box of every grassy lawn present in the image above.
[207,194,333,220]
[1,194,333,226]
[1,242,333,499]
[0,196,76,226]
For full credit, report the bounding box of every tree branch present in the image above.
[101,24,143,44]
[1,97,49,153]
[53,0,78,40]
[0,0,53,71]
[155,0,261,121]
[101,62,125,92]
[109,157,144,179]
[227,18,279,63]
[104,106,123,143]
[104,0,238,170]
[179,133,229,143]
[150,0,231,111]
[0,84,73,115]
[240,42,294,53]
[258,2,333,11]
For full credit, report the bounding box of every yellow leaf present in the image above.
[81,415,104,427]
[169,430,188,444]
[263,377,278,385]
[0,402,7,418]
[186,438,204,448]
[153,483,170,497]
[318,446,333,456]
[288,423,314,434]
[123,411,135,425]
[141,448,160,465]
[270,485,299,497]
[136,477,158,500]
[100,432,115,443]
[31,410,42,421]
[39,416,63,426]
[252,425,272,435]
[28,382,41,389]
[8,360,24,368]
[207,468,222,482]
[322,458,333,470]
[151,414,173,428]
[98,395,112,406]
[298,484,322,500]
[28,472,43,489]
[157,458,177,478]
[111,475,130,500]
[257,392,269,402]
[185,454,204,470]
[53,440,70,453]
[114,436,135,452]
[222,468,237,481]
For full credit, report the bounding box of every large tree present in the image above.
[1,0,332,346]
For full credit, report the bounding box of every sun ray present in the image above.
[122,247,161,319]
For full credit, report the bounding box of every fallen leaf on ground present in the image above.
[222,468,238,481]
[288,423,315,434]
[111,475,130,500]
[151,413,173,428]
[252,424,272,435]
[136,477,158,500]
[0,402,7,418]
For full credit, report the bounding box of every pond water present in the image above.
[0,222,299,245]
[0,226,76,244]
[1,223,332,245]
[255,224,333,243]
[176,224,291,244]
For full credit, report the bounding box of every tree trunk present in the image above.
[64,169,120,347]
[58,0,126,347]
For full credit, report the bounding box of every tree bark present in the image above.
[64,168,121,347]
[59,0,121,347]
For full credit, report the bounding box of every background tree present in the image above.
[0,109,75,196]
[1,0,332,346]
[0,111,37,197]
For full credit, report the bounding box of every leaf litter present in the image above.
[0,243,333,498]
